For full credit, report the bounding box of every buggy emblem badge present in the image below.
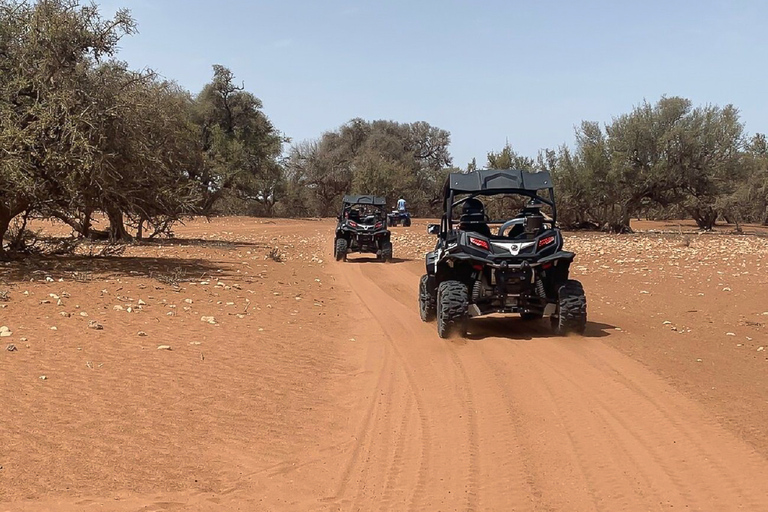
[491,242,535,255]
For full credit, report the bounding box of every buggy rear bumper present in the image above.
[446,250,574,270]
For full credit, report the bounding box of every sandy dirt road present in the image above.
[2,218,768,511]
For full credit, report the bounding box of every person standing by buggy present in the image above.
[397,196,407,214]
[388,196,412,227]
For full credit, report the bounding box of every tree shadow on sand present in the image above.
[462,317,616,342]
[135,237,268,249]
[342,256,409,264]
[0,254,232,285]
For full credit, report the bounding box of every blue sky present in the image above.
[102,0,767,167]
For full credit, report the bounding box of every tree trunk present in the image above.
[81,206,93,238]
[0,211,11,254]
[689,207,717,230]
[106,206,132,241]
[0,200,29,255]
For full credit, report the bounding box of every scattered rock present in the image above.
[200,316,217,324]
[137,331,147,337]
[157,345,172,350]
[6,344,17,352]
[39,375,47,380]
[60,312,71,318]
[759,347,765,352]
[138,299,146,306]
[50,326,57,331]
[696,358,703,362]
[663,321,672,325]
[88,321,103,330]
[726,332,736,336]
[113,305,124,311]
[79,312,88,317]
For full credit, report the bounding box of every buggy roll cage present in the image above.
[439,169,557,234]
[339,195,387,221]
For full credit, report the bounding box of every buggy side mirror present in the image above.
[427,224,440,235]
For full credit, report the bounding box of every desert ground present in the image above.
[1,217,768,511]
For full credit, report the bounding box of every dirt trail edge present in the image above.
[323,247,768,511]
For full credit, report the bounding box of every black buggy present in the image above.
[334,195,393,262]
[419,169,587,338]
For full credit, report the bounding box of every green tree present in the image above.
[0,0,136,247]
[286,118,452,216]
[192,65,286,216]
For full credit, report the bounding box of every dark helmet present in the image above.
[460,197,485,223]
[522,198,544,213]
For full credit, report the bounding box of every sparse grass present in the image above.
[155,266,187,286]
[266,247,283,262]
[73,270,93,283]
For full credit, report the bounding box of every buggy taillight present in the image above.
[538,236,556,248]
[469,237,490,250]
[348,220,358,227]
[375,222,382,229]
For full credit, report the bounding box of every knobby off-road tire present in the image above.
[437,280,469,339]
[381,241,393,262]
[334,237,348,262]
[403,217,411,227]
[551,279,587,335]
[419,274,436,322]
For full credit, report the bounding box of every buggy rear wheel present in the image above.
[334,237,348,262]
[403,217,411,227]
[550,279,587,335]
[381,241,393,262]
[419,274,436,322]
[436,280,468,338]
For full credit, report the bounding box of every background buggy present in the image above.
[334,195,393,262]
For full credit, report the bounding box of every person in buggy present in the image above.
[458,197,553,239]
[458,197,492,237]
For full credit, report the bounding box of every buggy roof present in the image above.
[342,195,386,206]
[445,169,553,195]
